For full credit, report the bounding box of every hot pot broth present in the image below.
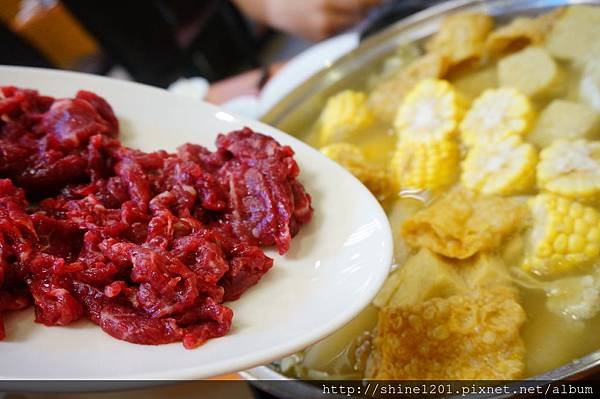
[280,5,600,379]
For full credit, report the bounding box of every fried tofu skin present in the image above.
[426,12,495,69]
[374,249,466,309]
[366,288,526,380]
[486,9,564,55]
[320,143,391,199]
[401,188,528,259]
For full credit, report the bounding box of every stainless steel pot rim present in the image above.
[242,346,600,381]
[255,0,600,388]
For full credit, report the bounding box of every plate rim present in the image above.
[0,65,393,383]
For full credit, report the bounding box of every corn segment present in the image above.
[537,140,600,202]
[318,90,375,145]
[461,136,538,195]
[393,79,464,142]
[523,194,600,276]
[460,88,533,147]
[391,139,460,191]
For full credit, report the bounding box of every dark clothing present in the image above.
[0,22,53,68]
[61,0,260,87]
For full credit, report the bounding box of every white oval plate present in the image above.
[0,66,392,385]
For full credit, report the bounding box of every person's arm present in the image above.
[232,0,381,41]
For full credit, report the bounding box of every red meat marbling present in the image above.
[0,87,313,348]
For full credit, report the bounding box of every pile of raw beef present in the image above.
[0,86,312,348]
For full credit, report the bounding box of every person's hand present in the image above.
[233,0,382,41]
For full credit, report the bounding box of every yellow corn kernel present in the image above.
[391,138,459,191]
[461,136,538,195]
[318,90,374,146]
[320,142,390,199]
[537,140,600,203]
[523,194,600,276]
[460,88,533,147]
[394,79,464,142]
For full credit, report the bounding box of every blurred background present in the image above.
[0,0,436,112]
[1,0,291,85]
